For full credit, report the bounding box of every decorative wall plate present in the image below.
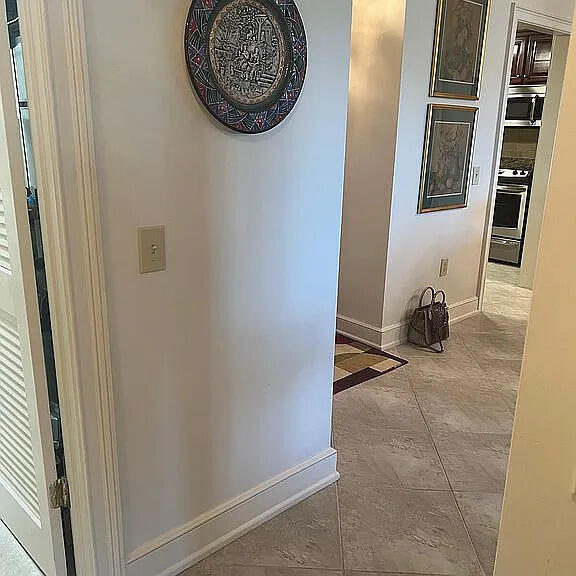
[185,0,307,134]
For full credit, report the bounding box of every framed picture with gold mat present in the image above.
[430,0,491,100]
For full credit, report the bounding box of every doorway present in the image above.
[0,1,75,574]
[480,14,570,311]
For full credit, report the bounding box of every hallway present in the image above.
[183,264,530,576]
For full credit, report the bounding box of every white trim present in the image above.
[449,297,482,324]
[15,1,118,575]
[515,5,572,34]
[125,449,339,576]
[380,322,409,351]
[336,314,384,348]
[17,1,125,574]
[60,1,125,574]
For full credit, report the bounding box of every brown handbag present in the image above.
[407,287,450,352]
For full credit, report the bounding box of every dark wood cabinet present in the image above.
[510,33,552,85]
[524,34,553,84]
[510,35,528,85]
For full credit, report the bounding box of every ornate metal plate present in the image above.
[185,0,307,133]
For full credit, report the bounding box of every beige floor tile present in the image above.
[345,573,442,576]
[414,387,514,435]
[0,521,43,576]
[455,492,504,576]
[333,375,427,432]
[335,425,449,491]
[472,357,522,392]
[199,486,342,570]
[403,354,486,390]
[182,566,342,576]
[338,484,483,575]
[461,331,526,362]
[452,312,527,337]
[434,432,511,492]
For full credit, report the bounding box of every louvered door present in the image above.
[0,7,66,575]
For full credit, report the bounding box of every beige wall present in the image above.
[337,0,405,342]
[495,19,576,575]
[520,35,570,289]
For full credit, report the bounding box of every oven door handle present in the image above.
[492,237,518,246]
[497,185,529,193]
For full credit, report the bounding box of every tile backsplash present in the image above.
[501,127,540,160]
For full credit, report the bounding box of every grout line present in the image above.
[405,371,487,576]
[204,564,343,573]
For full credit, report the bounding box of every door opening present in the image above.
[480,15,570,312]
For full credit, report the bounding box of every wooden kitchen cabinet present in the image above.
[524,34,553,84]
[510,34,529,85]
[510,33,552,85]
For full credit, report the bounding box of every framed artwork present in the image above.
[430,0,491,99]
[184,0,307,134]
[418,104,478,213]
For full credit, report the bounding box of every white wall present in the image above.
[495,10,576,570]
[79,1,352,573]
[519,34,570,289]
[382,0,574,343]
[337,0,405,338]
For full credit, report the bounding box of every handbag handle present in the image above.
[419,286,436,308]
[434,290,446,305]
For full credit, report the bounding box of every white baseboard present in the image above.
[380,321,408,351]
[339,297,480,352]
[336,314,383,348]
[125,449,339,576]
[449,297,481,325]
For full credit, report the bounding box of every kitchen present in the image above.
[490,30,553,272]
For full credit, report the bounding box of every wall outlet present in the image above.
[472,166,481,186]
[440,258,449,278]
[138,226,166,274]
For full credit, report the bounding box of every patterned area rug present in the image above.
[334,334,408,395]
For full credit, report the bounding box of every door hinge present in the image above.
[49,477,70,509]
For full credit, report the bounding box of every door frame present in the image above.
[477,3,572,309]
[16,1,124,575]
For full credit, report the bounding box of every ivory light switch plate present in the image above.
[472,166,481,186]
[138,226,166,274]
[440,258,449,278]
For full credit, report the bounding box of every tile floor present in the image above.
[0,520,43,576]
[0,265,529,576]
[183,263,531,576]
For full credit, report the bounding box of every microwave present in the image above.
[505,86,546,127]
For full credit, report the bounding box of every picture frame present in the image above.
[430,0,491,100]
[418,104,478,213]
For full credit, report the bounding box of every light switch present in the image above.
[440,258,449,278]
[472,166,481,186]
[138,226,166,274]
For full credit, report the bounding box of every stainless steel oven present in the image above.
[505,86,546,127]
[490,169,532,266]
[492,183,529,240]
